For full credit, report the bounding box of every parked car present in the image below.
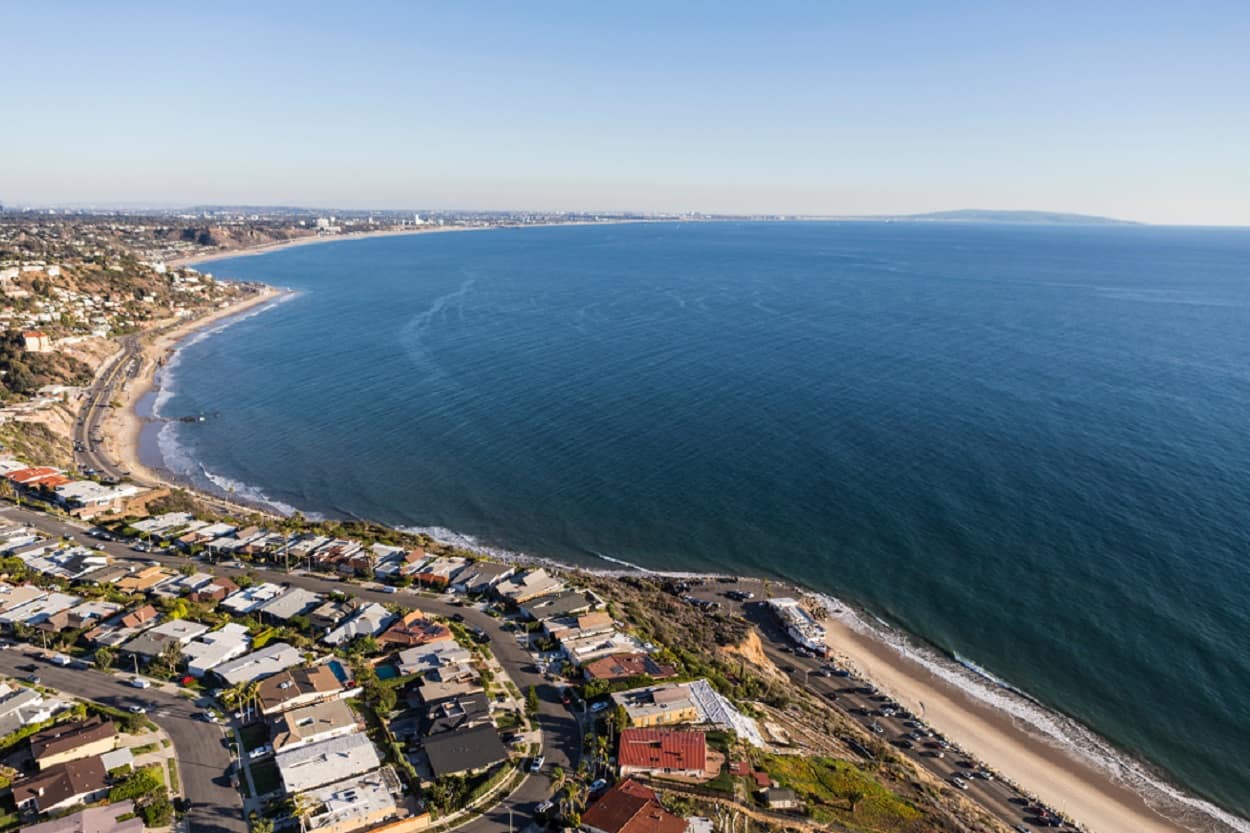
[128,705,146,714]
[130,677,151,689]
[590,701,610,713]
[589,778,608,793]
[530,755,545,773]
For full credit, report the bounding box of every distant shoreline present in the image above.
[129,222,1241,833]
[168,218,661,270]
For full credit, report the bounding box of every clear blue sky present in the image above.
[3,1,1248,224]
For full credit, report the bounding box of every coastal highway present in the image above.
[74,332,142,481]
[0,504,579,833]
[0,645,244,833]
[689,579,1077,833]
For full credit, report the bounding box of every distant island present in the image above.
[900,209,1141,226]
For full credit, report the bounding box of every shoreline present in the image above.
[168,218,659,270]
[100,286,289,504]
[115,233,1246,833]
[817,605,1219,833]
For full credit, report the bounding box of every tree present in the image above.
[845,789,865,814]
[526,685,540,715]
[249,819,274,833]
[94,647,116,671]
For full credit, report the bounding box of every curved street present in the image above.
[0,504,579,833]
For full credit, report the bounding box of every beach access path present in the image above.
[0,503,581,833]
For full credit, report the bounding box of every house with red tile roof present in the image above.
[583,653,677,683]
[376,609,453,648]
[618,728,706,778]
[582,779,687,833]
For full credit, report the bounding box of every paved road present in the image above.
[0,504,578,833]
[74,333,135,479]
[0,646,242,833]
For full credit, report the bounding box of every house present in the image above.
[410,556,467,589]
[761,787,799,810]
[323,603,395,646]
[299,769,405,833]
[276,733,382,794]
[21,800,144,833]
[309,598,355,631]
[62,600,122,629]
[612,683,700,728]
[220,582,285,615]
[0,591,79,626]
[257,664,345,715]
[83,604,160,648]
[213,642,303,687]
[450,561,514,594]
[583,653,678,683]
[256,587,322,621]
[12,756,109,814]
[581,779,687,833]
[545,610,615,642]
[425,685,492,735]
[0,683,68,737]
[618,728,706,778]
[396,640,473,678]
[189,575,238,604]
[563,629,649,666]
[21,331,52,353]
[30,719,117,770]
[422,724,507,777]
[119,619,208,663]
[376,609,452,649]
[496,567,564,603]
[520,589,601,622]
[270,698,358,752]
[183,623,251,676]
[116,566,174,594]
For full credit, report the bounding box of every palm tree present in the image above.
[845,788,865,814]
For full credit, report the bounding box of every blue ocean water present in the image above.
[153,222,1250,825]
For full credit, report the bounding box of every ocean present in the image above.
[146,221,1250,827]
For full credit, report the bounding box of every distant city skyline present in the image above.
[3,2,1248,225]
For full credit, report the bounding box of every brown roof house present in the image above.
[13,756,109,814]
[30,718,117,770]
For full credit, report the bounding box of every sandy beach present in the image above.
[99,286,286,500]
[821,616,1194,833]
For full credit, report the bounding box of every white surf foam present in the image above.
[809,592,1249,833]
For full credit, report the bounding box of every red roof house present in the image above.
[618,728,707,778]
[582,780,687,833]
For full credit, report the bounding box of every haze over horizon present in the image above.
[4,1,1248,225]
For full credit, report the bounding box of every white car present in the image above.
[130,677,151,689]
[248,744,272,759]
[128,705,146,714]
[590,701,610,713]
[530,755,545,773]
